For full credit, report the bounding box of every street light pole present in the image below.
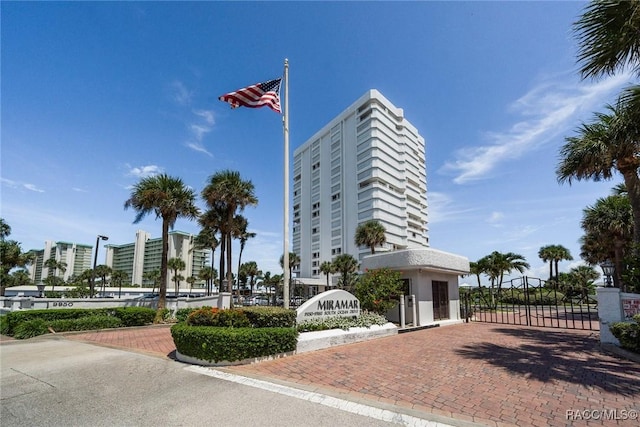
[92,235,109,297]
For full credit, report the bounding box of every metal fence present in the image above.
[462,276,599,330]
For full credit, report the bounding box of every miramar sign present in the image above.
[296,289,360,324]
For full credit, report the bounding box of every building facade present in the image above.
[105,230,210,287]
[28,241,93,283]
[293,90,428,278]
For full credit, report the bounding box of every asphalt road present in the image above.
[0,337,405,427]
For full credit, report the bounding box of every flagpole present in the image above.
[283,58,290,310]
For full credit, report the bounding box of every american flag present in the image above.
[219,78,282,113]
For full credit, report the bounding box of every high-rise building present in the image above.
[293,90,428,278]
[28,241,93,283]
[105,230,210,286]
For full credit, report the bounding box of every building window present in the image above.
[331,193,340,201]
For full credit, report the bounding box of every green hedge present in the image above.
[107,307,155,327]
[610,314,640,353]
[184,307,296,328]
[49,316,123,333]
[2,307,155,338]
[171,323,298,363]
[241,307,296,328]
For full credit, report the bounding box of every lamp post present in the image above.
[600,260,615,287]
[92,235,109,297]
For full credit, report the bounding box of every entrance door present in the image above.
[432,281,449,320]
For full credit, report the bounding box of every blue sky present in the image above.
[1,1,633,282]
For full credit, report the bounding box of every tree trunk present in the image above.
[621,167,640,247]
[158,220,169,313]
[226,231,233,294]
[219,234,226,292]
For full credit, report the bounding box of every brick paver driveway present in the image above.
[68,323,639,427]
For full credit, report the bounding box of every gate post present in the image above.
[596,287,622,345]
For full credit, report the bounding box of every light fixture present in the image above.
[600,260,614,287]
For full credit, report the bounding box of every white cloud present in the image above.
[427,191,480,224]
[186,142,213,157]
[184,109,215,156]
[23,183,44,193]
[2,178,44,192]
[170,81,193,106]
[193,109,215,125]
[1,178,18,188]
[126,164,163,178]
[440,73,631,184]
[72,187,88,193]
[487,211,504,226]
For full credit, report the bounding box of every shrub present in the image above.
[354,268,402,315]
[241,307,296,328]
[610,314,640,353]
[3,307,155,336]
[0,315,9,335]
[186,307,219,326]
[13,319,49,339]
[49,316,123,332]
[297,311,388,332]
[213,309,251,328]
[4,309,95,335]
[176,307,197,322]
[171,323,298,363]
[109,307,155,326]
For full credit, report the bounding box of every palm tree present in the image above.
[279,252,300,281]
[143,269,161,294]
[479,251,530,308]
[319,261,335,289]
[44,258,67,291]
[94,264,112,296]
[569,0,640,247]
[581,194,633,288]
[240,261,260,296]
[332,253,359,291]
[354,220,386,254]
[167,257,186,297]
[111,269,129,298]
[538,245,573,284]
[560,265,599,302]
[202,170,258,293]
[77,269,95,295]
[124,173,199,313]
[0,218,11,241]
[193,226,219,275]
[199,205,226,288]
[557,96,640,246]
[198,266,216,295]
[186,276,197,295]
[468,260,486,287]
[235,215,256,290]
[574,0,640,79]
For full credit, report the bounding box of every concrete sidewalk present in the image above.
[58,323,640,426]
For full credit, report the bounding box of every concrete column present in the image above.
[399,294,405,328]
[596,287,622,345]
[411,294,418,326]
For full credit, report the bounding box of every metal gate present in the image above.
[462,276,599,330]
